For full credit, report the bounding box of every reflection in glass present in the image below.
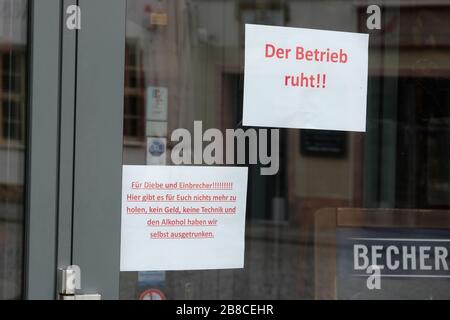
[0,0,28,300]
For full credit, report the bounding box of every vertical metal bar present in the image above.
[57,0,78,274]
[25,0,62,299]
[72,0,126,299]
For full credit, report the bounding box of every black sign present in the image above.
[300,130,347,157]
[337,227,450,299]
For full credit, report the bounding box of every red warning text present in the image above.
[264,43,349,89]
[265,44,348,63]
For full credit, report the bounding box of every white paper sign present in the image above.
[243,24,369,132]
[120,165,248,271]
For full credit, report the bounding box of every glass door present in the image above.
[117,0,450,300]
[0,0,68,300]
[65,0,450,300]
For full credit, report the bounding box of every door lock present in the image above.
[58,267,101,300]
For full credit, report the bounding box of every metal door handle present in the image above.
[58,267,101,300]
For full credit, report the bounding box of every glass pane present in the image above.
[121,0,450,299]
[0,0,28,300]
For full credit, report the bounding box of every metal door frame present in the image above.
[25,0,63,300]
[71,0,126,300]
[24,0,126,299]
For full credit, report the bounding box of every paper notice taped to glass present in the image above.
[120,165,248,271]
[243,24,369,132]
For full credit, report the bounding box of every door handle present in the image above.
[58,267,101,300]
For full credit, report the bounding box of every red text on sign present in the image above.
[265,44,348,64]
[284,73,327,88]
